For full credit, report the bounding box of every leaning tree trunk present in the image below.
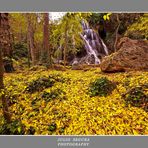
[0,13,14,73]
[26,14,37,66]
[41,13,50,66]
[114,14,120,52]
[0,13,11,123]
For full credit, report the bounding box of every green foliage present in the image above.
[25,73,69,93]
[89,77,116,97]
[124,85,148,111]
[40,52,51,68]
[9,13,27,41]
[41,89,66,102]
[48,123,57,132]
[0,120,25,135]
[54,47,62,60]
[50,13,91,60]
[0,120,36,135]
[48,73,70,83]
[25,77,55,93]
[87,13,112,28]
[87,13,103,26]
[13,42,28,60]
[59,127,65,134]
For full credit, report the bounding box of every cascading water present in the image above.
[72,20,109,65]
[100,39,109,55]
[80,33,101,64]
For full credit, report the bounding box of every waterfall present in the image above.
[100,39,109,55]
[80,33,101,64]
[72,20,109,65]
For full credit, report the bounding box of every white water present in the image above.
[80,34,101,64]
[81,20,109,64]
[100,39,109,55]
[72,20,109,65]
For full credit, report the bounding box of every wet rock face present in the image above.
[72,20,109,65]
[100,37,148,72]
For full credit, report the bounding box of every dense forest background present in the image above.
[0,12,148,135]
[2,13,148,70]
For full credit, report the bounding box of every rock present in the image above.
[52,64,66,71]
[72,64,99,70]
[72,63,81,70]
[100,37,148,72]
[3,57,15,73]
[126,31,146,40]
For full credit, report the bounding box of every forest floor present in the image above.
[0,66,148,135]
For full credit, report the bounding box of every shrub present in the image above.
[59,127,65,134]
[25,77,55,93]
[124,86,148,111]
[89,77,116,97]
[41,89,66,102]
[0,120,25,135]
[0,120,36,135]
[48,123,57,132]
[48,73,70,83]
[13,43,28,60]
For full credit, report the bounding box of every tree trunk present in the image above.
[114,14,120,52]
[64,19,68,68]
[26,14,37,65]
[41,13,50,66]
[0,13,11,123]
[0,13,14,73]
[27,31,31,68]
[0,49,11,123]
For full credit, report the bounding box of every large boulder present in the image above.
[100,37,148,72]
